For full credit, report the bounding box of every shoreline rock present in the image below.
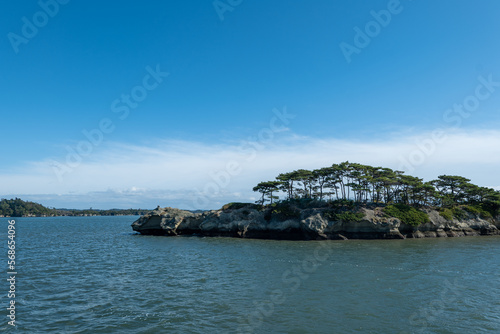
[131,204,500,240]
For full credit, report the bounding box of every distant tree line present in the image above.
[252,161,500,213]
[0,198,149,217]
[53,208,150,217]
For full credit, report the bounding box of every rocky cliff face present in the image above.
[131,205,500,240]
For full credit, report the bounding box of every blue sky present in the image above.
[1,0,500,209]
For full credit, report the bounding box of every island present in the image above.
[132,161,500,240]
[0,198,150,217]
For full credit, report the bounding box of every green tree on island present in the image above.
[252,161,500,218]
[253,181,281,205]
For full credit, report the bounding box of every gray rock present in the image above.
[131,204,500,240]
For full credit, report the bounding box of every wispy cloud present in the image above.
[2,129,500,209]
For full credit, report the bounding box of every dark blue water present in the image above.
[1,216,500,333]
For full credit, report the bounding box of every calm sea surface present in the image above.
[1,216,500,333]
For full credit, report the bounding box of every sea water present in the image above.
[1,216,499,333]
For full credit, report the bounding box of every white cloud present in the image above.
[2,128,500,209]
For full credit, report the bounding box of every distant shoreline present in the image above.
[0,214,144,218]
[0,197,151,218]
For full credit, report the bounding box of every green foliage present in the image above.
[432,175,471,204]
[0,198,54,217]
[265,202,301,221]
[462,205,480,216]
[439,208,454,221]
[448,205,494,220]
[462,205,493,219]
[328,199,357,209]
[323,199,365,222]
[323,210,365,222]
[272,207,301,220]
[451,207,467,220]
[383,204,429,227]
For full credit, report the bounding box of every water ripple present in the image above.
[1,217,500,333]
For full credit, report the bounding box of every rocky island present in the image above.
[132,162,500,240]
[131,202,500,240]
